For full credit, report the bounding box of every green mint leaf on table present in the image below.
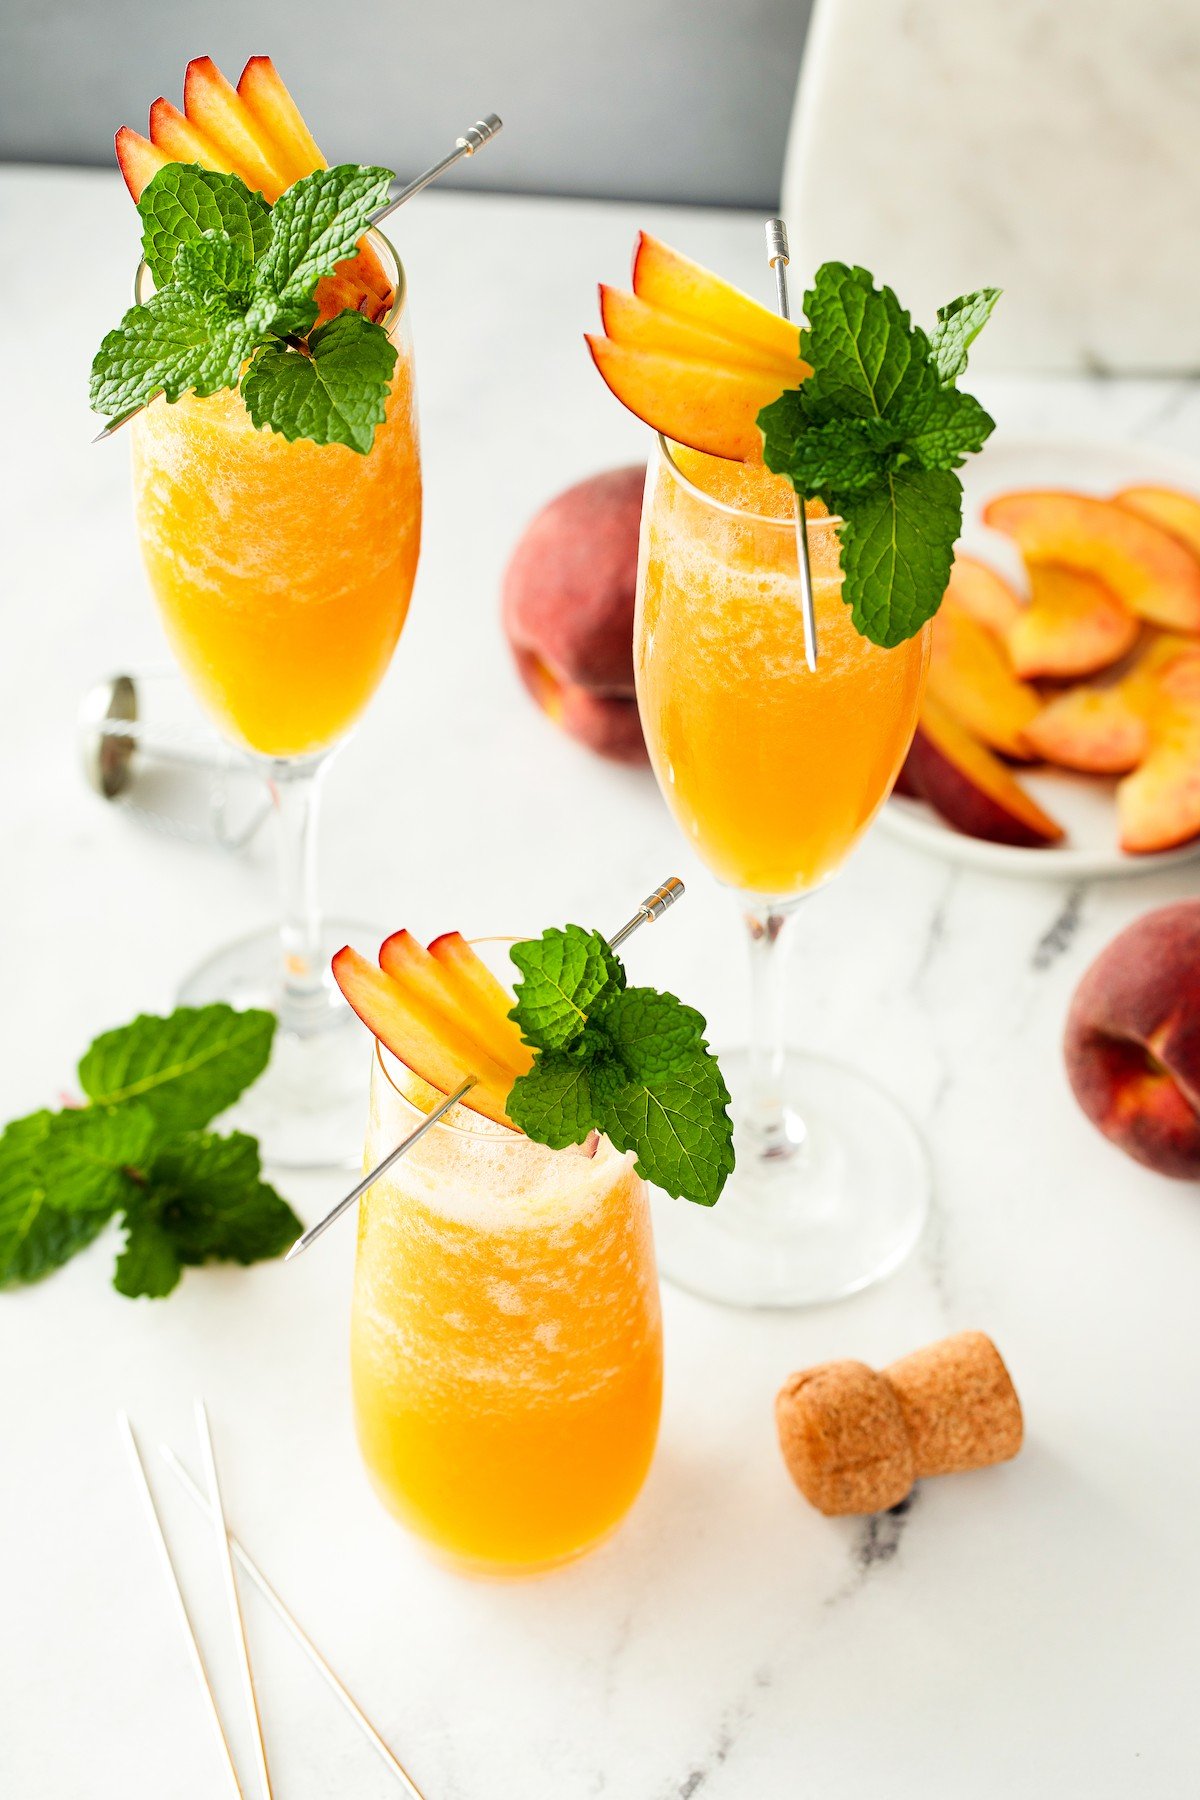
[0,1113,108,1286]
[115,1132,300,1301]
[509,925,626,1051]
[757,263,999,648]
[930,287,1002,385]
[138,163,271,287]
[253,164,393,305]
[506,929,733,1207]
[2,1003,297,1298]
[79,1004,275,1132]
[90,161,397,450]
[240,311,397,454]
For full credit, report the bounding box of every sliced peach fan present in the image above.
[901,696,1064,850]
[332,932,534,1129]
[586,232,807,463]
[116,55,390,322]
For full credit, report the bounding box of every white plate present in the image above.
[878,433,1200,881]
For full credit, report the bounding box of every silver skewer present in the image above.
[161,1446,426,1799]
[285,875,686,1261]
[116,1413,244,1799]
[93,115,503,442]
[196,1400,273,1800]
[766,219,819,672]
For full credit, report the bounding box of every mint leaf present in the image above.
[592,1063,733,1207]
[115,1214,181,1299]
[504,1053,602,1149]
[836,469,962,648]
[114,1131,300,1298]
[897,384,995,470]
[0,1112,109,1286]
[89,287,260,420]
[798,263,934,423]
[38,1104,154,1212]
[930,288,1002,385]
[757,261,997,647]
[78,1004,275,1133]
[172,233,254,309]
[138,164,271,287]
[253,165,393,307]
[240,311,397,453]
[509,925,625,1051]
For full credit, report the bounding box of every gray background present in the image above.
[0,0,814,207]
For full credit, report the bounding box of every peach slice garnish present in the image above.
[149,96,236,174]
[1024,632,1195,773]
[182,55,292,200]
[1006,561,1138,680]
[926,592,1041,759]
[904,697,1064,848]
[1117,651,1200,853]
[1114,485,1200,562]
[332,947,518,1127]
[631,233,805,370]
[115,126,170,202]
[599,286,798,377]
[945,555,1023,637]
[585,336,791,463]
[983,490,1200,632]
[380,930,532,1080]
[236,54,326,187]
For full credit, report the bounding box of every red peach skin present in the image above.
[1064,901,1200,1178]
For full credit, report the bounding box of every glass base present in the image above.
[176,918,382,1171]
[652,1049,929,1309]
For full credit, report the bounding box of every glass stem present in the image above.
[743,901,803,1163]
[268,753,329,1033]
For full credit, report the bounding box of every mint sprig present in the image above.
[89,162,397,452]
[758,264,1000,648]
[0,1004,300,1298]
[506,925,733,1207]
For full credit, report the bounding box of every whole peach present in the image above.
[1064,900,1200,1179]
[502,466,648,764]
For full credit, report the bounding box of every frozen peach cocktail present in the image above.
[332,913,731,1574]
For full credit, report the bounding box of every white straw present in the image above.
[116,1412,244,1797]
[161,1445,426,1798]
[195,1401,273,1800]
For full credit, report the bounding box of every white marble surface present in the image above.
[3,166,1200,1799]
[782,0,1200,373]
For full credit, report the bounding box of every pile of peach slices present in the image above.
[114,56,391,323]
[901,487,1200,855]
[333,933,534,1130]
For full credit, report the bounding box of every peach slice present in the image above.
[183,55,292,200]
[585,336,790,463]
[599,286,797,377]
[926,593,1041,759]
[379,930,533,1079]
[631,233,804,370]
[1117,652,1200,853]
[1006,561,1138,680]
[1114,485,1200,563]
[332,947,517,1126]
[236,54,325,186]
[983,490,1200,632]
[945,555,1022,637]
[428,933,536,1072]
[1023,632,1195,773]
[148,97,236,173]
[905,697,1064,848]
[115,126,170,202]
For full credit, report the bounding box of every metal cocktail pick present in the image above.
[93,114,503,442]
[766,218,819,673]
[285,875,687,1261]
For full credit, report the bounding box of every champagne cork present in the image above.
[776,1331,1023,1516]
